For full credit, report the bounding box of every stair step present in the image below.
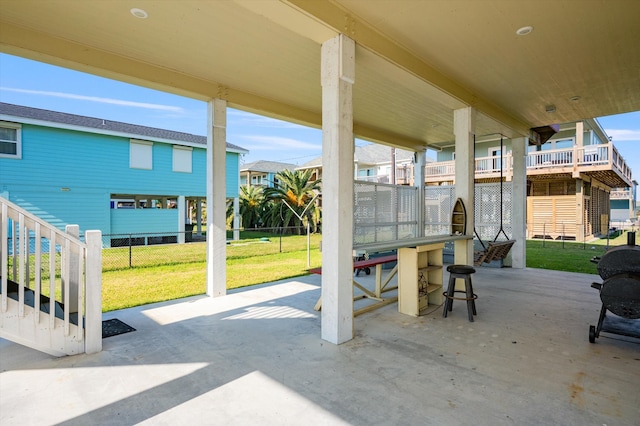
[1,276,79,326]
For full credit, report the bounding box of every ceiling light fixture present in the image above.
[516,26,533,36]
[545,105,556,113]
[570,96,581,102]
[130,8,148,19]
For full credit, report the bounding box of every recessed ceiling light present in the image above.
[130,8,148,19]
[545,105,556,113]
[516,26,533,36]
[570,96,581,102]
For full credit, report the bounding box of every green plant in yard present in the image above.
[238,184,267,228]
[263,169,321,233]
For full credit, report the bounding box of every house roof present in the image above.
[298,143,416,170]
[355,144,414,165]
[240,160,297,174]
[0,102,248,153]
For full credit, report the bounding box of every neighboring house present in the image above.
[239,160,297,188]
[425,118,633,241]
[610,180,638,227]
[0,102,248,246]
[298,143,417,184]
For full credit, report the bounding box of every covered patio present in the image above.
[2,1,640,347]
[2,267,638,425]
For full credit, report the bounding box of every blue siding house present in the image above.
[0,103,247,246]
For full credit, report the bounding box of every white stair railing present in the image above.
[0,196,102,355]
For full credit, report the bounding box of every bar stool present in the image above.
[442,264,477,322]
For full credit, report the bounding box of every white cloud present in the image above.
[605,129,640,142]
[228,109,306,129]
[0,87,184,112]
[240,135,321,151]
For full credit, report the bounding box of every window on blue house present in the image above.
[173,145,192,173]
[130,139,153,169]
[0,121,21,159]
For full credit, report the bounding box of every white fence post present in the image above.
[85,230,102,354]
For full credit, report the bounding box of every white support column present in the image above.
[453,107,476,265]
[177,195,186,244]
[510,137,527,268]
[233,197,240,241]
[414,150,426,238]
[64,225,79,313]
[85,230,102,354]
[321,34,355,344]
[196,198,202,236]
[206,99,227,297]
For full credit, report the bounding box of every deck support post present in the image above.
[320,34,355,344]
[177,195,186,244]
[206,98,227,297]
[453,107,476,266]
[415,150,426,238]
[510,137,527,268]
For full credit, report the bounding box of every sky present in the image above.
[0,53,638,177]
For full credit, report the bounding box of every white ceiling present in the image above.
[1,0,638,151]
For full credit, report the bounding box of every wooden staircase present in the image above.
[1,196,102,356]
[2,276,79,325]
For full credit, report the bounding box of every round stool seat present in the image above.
[446,264,476,274]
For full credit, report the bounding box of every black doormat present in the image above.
[102,318,136,339]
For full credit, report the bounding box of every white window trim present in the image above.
[130,139,153,170]
[0,121,22,159]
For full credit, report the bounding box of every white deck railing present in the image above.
[610,189,633,199]
[0,196,102,355]
[424,143,632,185]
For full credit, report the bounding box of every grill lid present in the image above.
[597,245,640,280]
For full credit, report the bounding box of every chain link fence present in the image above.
[100,226,321,270]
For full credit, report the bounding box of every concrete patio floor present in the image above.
[1,267,639,425]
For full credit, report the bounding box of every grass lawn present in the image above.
[526,231,633,274]
[102,230,636,312]
[102,233,322,311]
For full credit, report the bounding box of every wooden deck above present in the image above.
[423,143,632,189]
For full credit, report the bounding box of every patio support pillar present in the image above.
[453,107,475,265]
[321,34,355,344]
[177,195,186,244]
[233,196,240,241]
[206,98,227,297]
[415,150,426,238]
[510,137,527,268]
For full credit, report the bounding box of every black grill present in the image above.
[589,232,640,343]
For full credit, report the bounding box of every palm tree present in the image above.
[263,169,321,234]
[239,184,266,229]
